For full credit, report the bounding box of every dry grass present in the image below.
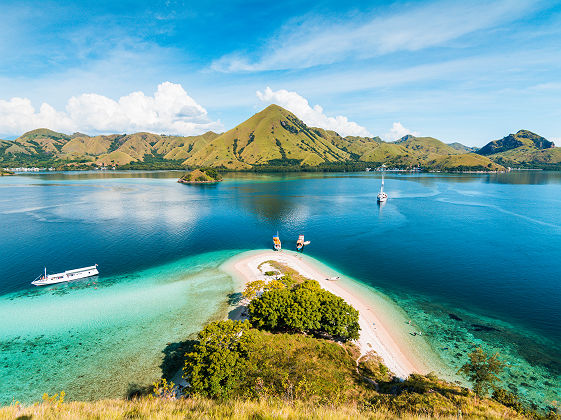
[0,396,528,420]
[259,260,310,284]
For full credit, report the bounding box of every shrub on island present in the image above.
[183,320,366,402]
[178,168,223,184]
[248,279,360,341]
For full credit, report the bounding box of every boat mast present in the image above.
[381,165,385,193]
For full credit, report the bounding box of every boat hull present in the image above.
[32,266,99,286]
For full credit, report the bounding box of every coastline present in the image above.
[220,249,455,381]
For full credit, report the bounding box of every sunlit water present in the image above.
[0,170,560,408]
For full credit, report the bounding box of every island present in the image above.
[177,168,223,184]
[0,169,14,176]
[1,249,547,419]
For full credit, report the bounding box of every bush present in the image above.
[183,320,256,399]
[248,279,360,341]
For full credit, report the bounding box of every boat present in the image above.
[377,165,388,203]
[32,265,99,286]
[296,235,304,251]
[273,232,282,251]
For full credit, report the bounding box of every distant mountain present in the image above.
[448,142,478,153]
[0,105,508,172]
[478,130,554,155]
[477,130,560,169]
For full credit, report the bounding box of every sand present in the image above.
[221,249,435,379]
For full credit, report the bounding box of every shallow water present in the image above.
[1,170,560,408]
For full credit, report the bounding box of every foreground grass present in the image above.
[1,396,526,420]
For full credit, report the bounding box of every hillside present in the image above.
[448,142,478,153]
[185,104,351,169]
[0,105,539,172]
[0,325,543,419]
[479,130,554,155]
[477,130,559,169]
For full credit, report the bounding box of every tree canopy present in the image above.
[183,320,256,399]
[248,279,360,341]
[458,347,505,397]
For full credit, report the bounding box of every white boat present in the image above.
[377,166,388,203]
[32,265,99,286]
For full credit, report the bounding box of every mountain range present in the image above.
[0,104,558,171]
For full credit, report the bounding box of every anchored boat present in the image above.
[32,265,99,286]
[296,235,304,251]
[273,232,282,251]
[377,165,388,203]
[296,235,311,251]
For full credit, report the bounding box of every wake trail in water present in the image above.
[437,198,561,231]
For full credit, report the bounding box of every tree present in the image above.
[248,280,360,341]
[458,347,505,397]
[242,280,266,300]
[183,320,255,399]
[318,291,360,340]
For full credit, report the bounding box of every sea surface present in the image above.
[0,170,560,408]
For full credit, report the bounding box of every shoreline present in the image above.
[220,249,454,380]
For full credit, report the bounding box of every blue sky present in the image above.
[0,0,560,145]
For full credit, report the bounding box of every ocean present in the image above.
[0,170,560,407]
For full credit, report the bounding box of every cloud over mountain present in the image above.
[256,87,371,137]
[383,122,419,142]
[0,82,221,136]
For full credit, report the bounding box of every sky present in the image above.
[0,0,560,146]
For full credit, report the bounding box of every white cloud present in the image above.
[256,87,371,137]
[213,0,541,72]
[0,82,222,136]
[383,122,419,142]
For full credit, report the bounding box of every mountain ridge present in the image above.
[0,105,555,171]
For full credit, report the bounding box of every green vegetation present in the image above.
[184,320,256,399]
[458,347,506,397]
[178,319,557,419]
[248,280,360,340]
[179,168,223,183]
[7,105,551,172]
[477,130,561,170]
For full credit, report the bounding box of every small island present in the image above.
[177,168,223,184]
[0,169,14,176]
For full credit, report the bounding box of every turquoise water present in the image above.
[0,249,239,403]
[0,170,560,408]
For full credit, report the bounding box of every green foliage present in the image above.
[458,347,505,397]
[150,379,176,401]
[248,279,360,341]
[358,352,393,383]
[183,325,365,404]
[183,320,256,399]
[242,280,266,300]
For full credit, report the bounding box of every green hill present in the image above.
[0,106,543,172]
[478,130,554,155]
[477,130,560,169]
[448,142,478,153]
[430,153,505,171]
[185,104,351,169]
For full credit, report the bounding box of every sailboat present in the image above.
[377,166,388,203]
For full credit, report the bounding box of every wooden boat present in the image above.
[296,235,304,251]
[273,232,282,251]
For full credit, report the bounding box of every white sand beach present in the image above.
[221,249,438,379]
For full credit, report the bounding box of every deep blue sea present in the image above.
[1,170,560,407]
